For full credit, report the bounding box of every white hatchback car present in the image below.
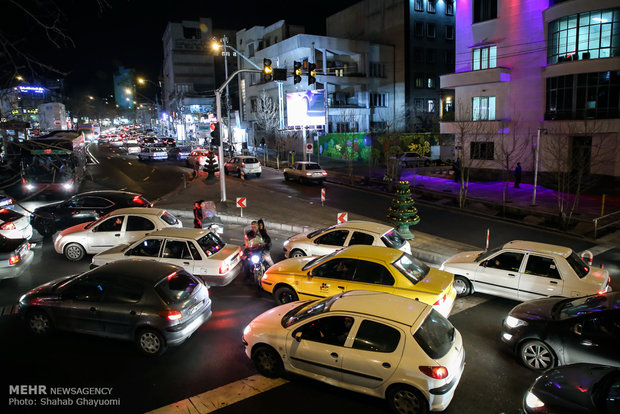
[138,146,168,161]
[243,290,465,413]
[440,240,611,302]
[54,208,182,261]
[224,156,262,178]
[283,220,411,258]
[92,228,243,286]
[0,208,33,240]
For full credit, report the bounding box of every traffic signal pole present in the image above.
[216,68,262,202]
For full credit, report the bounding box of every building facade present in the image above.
[440,0,620,184]
[327,0,456,132]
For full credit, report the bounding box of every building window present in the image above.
[472,96,496,120]
[370,93,388,107]
[547,8,620,64]
[470,142,495,160]
[415,22,424,37]
[446,1,454,16]
[427,76,435,88]
[414,0,424,12]
[427,23,436,39]
[183,27,201,40]
[415,48,425,63]
[415,74,425,88]
[414,98,424,112]
[427,99,436,113]
[472,45,497,70]
[446,25,455,40]
[250,98,257,113]
[445,50,455,65]
[426,49,436,64]
[248,44,255,57]
[370,62,386,78]
[545,71,620,120]
[473,0,497,23]
[427,1,436,14]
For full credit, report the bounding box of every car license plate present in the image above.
[188,301,203,316]
[313,173,321,177]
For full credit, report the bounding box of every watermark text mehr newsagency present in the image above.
[9,385,120,407]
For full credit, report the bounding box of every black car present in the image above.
[0,234,33,280]
[19,260,212,356]
[523,364,620,414]
[31,190,153,237]
[501,292,620,371]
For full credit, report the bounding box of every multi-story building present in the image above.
[0,79,64,125]
[327,0,456,131]
[440,0,620,185]
[235,20,395,151]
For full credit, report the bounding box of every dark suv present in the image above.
[32,190,152,237]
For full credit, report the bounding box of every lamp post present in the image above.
[137,77,161,131]
[532,127,547,206]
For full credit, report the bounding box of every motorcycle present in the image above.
[243,247,267,290]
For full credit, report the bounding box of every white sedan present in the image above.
[0,208,33,240]
[243,290,465,413]
[54,207,182,261]
[283,220,411,258]
[138,146,168,161]
[283,162,327,184]
[92,228,242,286]
[440,240,611,302]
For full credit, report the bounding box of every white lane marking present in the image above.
[128,162,133,166]
[86,145,100,164]
[147,375,288,414]
[143,176,150,181]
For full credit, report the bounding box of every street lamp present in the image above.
[136,77,162,132]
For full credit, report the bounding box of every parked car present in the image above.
[440,240,610,302]
[0,207,33,240]
[523,363,620,414]
[168,146,192,160]
[261,245,456,317]
[0,234,33,280]
[186,149,218,169]
[224,156,262,178]
[243,290,465,414]
[32,190,153,237]
[18,260,212,356]
[501,291,620,371]
[283,220,411,258]
[283,161,327,184]
[92,228,242,286]
[138,146,168,161]
[53,207,182,261]
[394,152,433,167]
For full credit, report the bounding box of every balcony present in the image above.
[441,67,511,89]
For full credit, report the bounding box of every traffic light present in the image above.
[263,58,273,82]
[210,123,220,146]
[308,63,317,85]
[293,61,302,84]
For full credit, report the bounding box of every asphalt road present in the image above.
[1,146,616,413]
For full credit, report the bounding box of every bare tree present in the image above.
[253,90,279,166]
[493,117,529,211]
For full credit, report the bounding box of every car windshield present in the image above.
[244,157,258,163]
[413,309,456,359]
[0,208,23,223]
[302,251,339,271]
[305,163,322,170]
[392,253,430,284]
[566,251,590,278]
[381,229,405,249]
[307,225,336,239]
[160,211,179,225]
[197,233,225,256]
[476,246,501,262]
[155,270,199,304]
[281,294,342,328]
[84,213,110,229]
[556,293,618,320]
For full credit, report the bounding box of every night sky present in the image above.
[6,0,361,99]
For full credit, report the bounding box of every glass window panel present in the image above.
[481,48,489,69]
[590,49,600,59]
[568,14,578,29]
[472,97,480,121]
[559,17,567,31]
[567,28,577,51]
[590,11,601,25]
[601,24,612,47]
[473,49,480,70]
[490,46,497,68]
[579,13,590,27]
[601,10,613,23]
[600,48,611,57]
[559,33,567,54]
[590,25,601,49]
[480,97,489,120]
[489,97,496,120]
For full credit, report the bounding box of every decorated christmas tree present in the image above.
[387,181,420,239]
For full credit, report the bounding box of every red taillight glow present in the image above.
[241,162,245,167]
[0,222,16,230]
[258,161,261,166]
[419,366,448,380]
[158,310,182,321]
[133,195,146,205]
[306,172,312,176]
[322,172,327,176]
[9,255,19,265]
[219,263,230,274]
[598,290,607,295]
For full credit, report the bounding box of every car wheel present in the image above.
[387,385,428,414]
[283,173,290,181]
[520,340,556,371]
[64,243,86,261]
[289,249,306,258]
[36,219,56,238]
[274,286,298,305]
[255,173,261,178]
[453,276,472,297]
[136,328,167,356]
[252,345,283,378]
[27,310,53,336]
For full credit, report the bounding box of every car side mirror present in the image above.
[481,260,488,267]
[294,331,303,342]
[307,271,313,278]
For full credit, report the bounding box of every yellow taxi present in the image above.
[261,245,456,317]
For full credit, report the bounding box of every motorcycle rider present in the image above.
[257,219,274,267]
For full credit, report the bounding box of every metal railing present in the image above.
[593,209,620,239]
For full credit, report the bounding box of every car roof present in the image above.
[108,207,165,216]
[148,228,209,239]
[334,244,405,262]
[89,259,184,283]
[502,240,573,257]
[75,190,141,200]
[237,155,258,160]
[330,290,430,326]
[296,161,319,165]
[327,220,393,234]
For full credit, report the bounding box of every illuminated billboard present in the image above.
[286,90,325,127]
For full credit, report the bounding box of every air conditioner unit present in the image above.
[582,52,590,59]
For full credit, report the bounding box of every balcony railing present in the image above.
[545,109,620,120]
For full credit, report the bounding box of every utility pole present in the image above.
[532,127,547,206]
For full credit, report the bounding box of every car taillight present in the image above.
[419,366,448,380]
[0,222,16,230]
[306,172,312,176]
[434,294,447,306]
[9,254,19,265]
[241,162,245,167]
[158,310,182,321]
[219,263,230,274]
[133,195,146,205]
[322,172,327,176]
[258,161,261,166]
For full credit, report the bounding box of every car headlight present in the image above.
[525,391,544,409]
[19,294,27,304]
[505,316,527,329]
